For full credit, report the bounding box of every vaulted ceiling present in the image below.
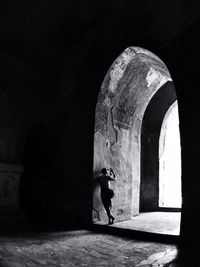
[0,0,199,103]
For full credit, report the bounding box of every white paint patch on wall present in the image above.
[146,67,172,90]
[102,95,111,106]
[108,48,136,93]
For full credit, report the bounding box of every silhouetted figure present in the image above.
[98,168,116,224]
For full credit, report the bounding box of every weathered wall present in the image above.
[93,47,172,223]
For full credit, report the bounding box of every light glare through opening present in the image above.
[159,102,182,208]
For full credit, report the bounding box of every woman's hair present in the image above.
[101,168,107,175]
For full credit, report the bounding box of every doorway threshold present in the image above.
[91,212,180,243]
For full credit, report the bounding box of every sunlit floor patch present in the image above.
[95,212,181,236]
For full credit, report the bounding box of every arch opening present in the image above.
[159,101,182,209]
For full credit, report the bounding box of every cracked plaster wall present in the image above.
[93,47,172,223]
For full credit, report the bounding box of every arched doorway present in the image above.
[93,47,181,234]
[140,82,179,212]
[159,101,182,209]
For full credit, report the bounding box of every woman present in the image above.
[98,167,116,224]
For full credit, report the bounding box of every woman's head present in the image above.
[101,168,108,175]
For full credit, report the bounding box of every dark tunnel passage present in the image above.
[19,123,50,221]
[18,110,93,226]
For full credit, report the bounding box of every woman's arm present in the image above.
[109,168,116,180]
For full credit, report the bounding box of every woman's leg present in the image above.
[104,205,115,224]
[102,194,115,224]
[104,204,111,222]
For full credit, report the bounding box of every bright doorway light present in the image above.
[159,101,182,208]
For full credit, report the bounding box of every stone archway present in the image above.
[93,47,176,224]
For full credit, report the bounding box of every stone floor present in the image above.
[0,212,182,266]
[0,227,178,267]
